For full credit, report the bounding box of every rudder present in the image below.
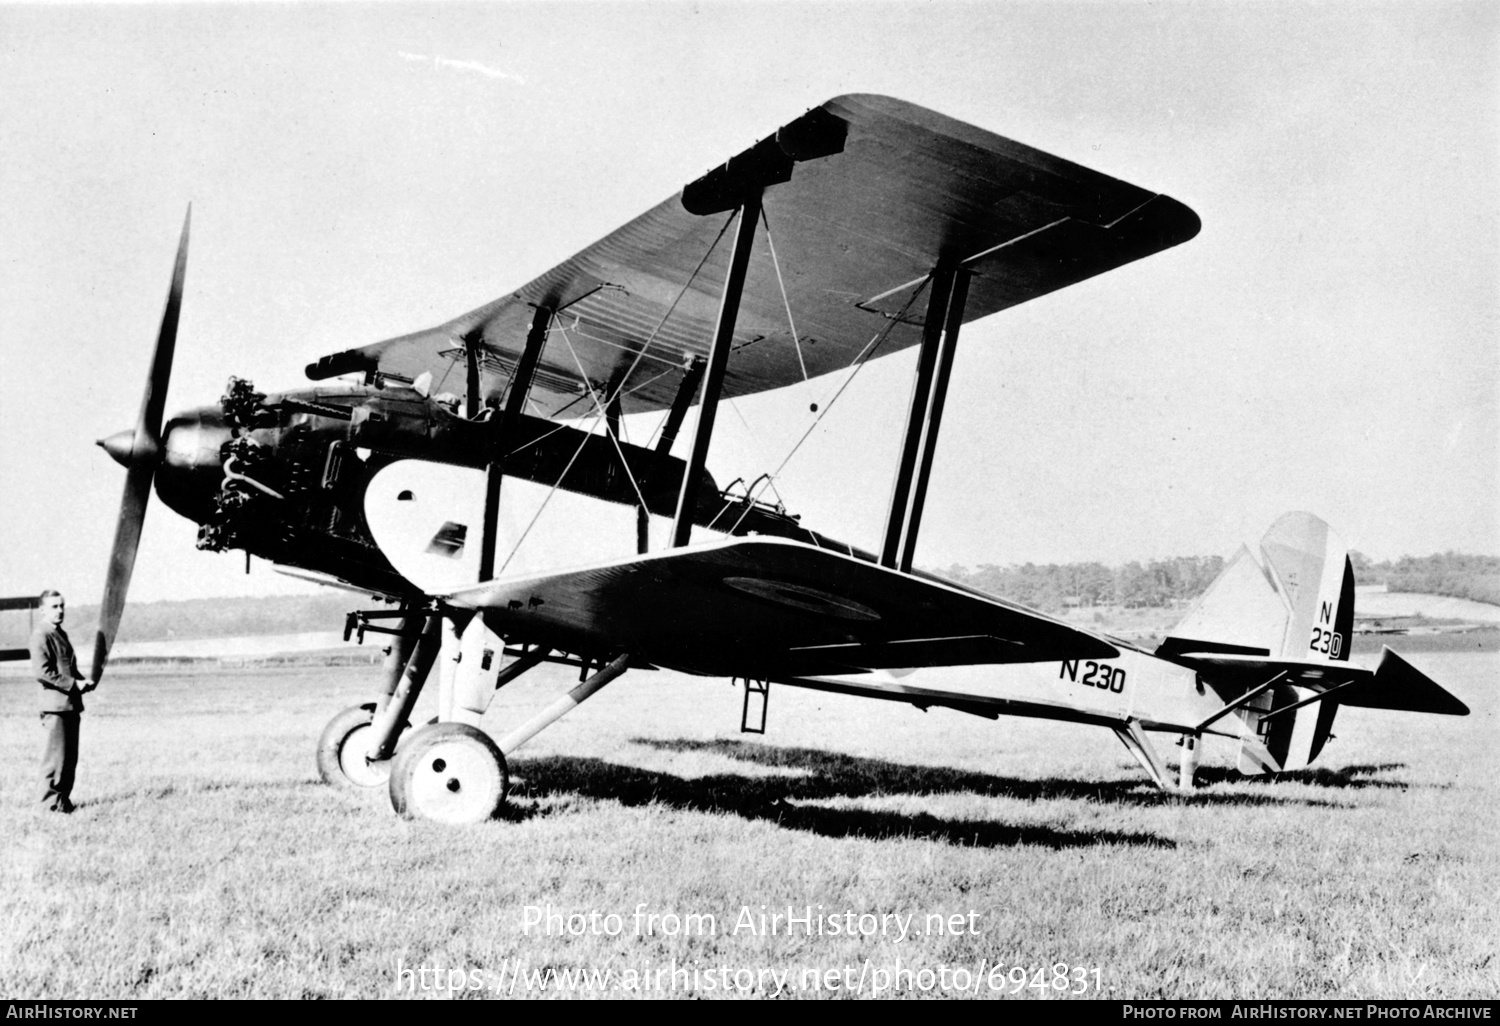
[1160,513,1350,775]
[1237,513,1351,773]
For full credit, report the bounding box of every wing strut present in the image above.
[881,265,970,571]
[900,268,970,573]
[671,192,763,547]
[656,356,706,456]
[462,329,483,419]
[601,388,650,555]
[479,305,552,581]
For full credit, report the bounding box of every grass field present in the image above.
[1,646,1495,1000]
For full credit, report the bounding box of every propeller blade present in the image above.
[92,458,155,681]
[139,205,190,450]
[91,207,191,681]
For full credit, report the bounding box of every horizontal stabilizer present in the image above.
[1345,648,1470,715]
[1167,653,1363,688]
[1170,651,1467,716]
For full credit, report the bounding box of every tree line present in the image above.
[940,556,1227,612]
[3,552,1495,645]
[1351,551,1500,607]
[944,551,1500,613]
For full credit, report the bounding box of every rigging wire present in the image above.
[605,210,736,409]
[487,209,734,442]
[612,364,676,406]
[496,409,573,461]
[725,277,930,535]
[699,204,815,519]
[759,205,808,382]
[555,320,655,517]
[494,405,608,579]
[432,354,458,397]
[725,395,780,482]
[489,338,668,577]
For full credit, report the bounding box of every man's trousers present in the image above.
[40,711,79,809]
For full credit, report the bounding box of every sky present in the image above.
[0,1,1495,605]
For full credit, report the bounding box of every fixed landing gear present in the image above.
[316,704,390,790]
[316,606,429,790]
[315,703,422,790]
[319,604,631,824]
[389,723,509,824]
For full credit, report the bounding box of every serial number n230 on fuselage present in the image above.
[1059,659,1126,694]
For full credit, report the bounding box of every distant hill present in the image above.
[0,593,384,647]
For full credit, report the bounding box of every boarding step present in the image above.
[738,677,769,734]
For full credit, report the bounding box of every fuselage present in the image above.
[105,379,1242,740]
[116,382,855,599]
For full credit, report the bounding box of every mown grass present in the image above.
[0,649,1495,1000]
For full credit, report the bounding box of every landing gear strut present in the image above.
[320,603,632,824]
[316,606,426,790]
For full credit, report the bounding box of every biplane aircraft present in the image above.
[64,94,1465,823]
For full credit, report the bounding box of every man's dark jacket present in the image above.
[32,625,84,713]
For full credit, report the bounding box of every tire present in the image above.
[388,723,508,824]
[316,704,397,790]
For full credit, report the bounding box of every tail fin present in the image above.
[1160,512,1352,774]
[1259,512,1356,665]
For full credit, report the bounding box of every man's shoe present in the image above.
[58,799,75,813]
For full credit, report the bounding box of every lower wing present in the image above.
[444,537,1119,678]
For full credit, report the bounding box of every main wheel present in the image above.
[388,723,508,824]
[316,704,395,790]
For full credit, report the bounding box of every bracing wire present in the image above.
[759,205,808,382]
[490,211,734,448]
[605,210,736,408]
[725,277,930,535]
[494,406,608,579]
[555,320,655,517]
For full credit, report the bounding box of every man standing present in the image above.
[30,590,94,813]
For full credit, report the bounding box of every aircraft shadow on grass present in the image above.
[503,739,1353,847]
[1192,762,1413,790]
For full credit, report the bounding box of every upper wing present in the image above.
[306,94,1199,417]
[444,537,1119,677]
